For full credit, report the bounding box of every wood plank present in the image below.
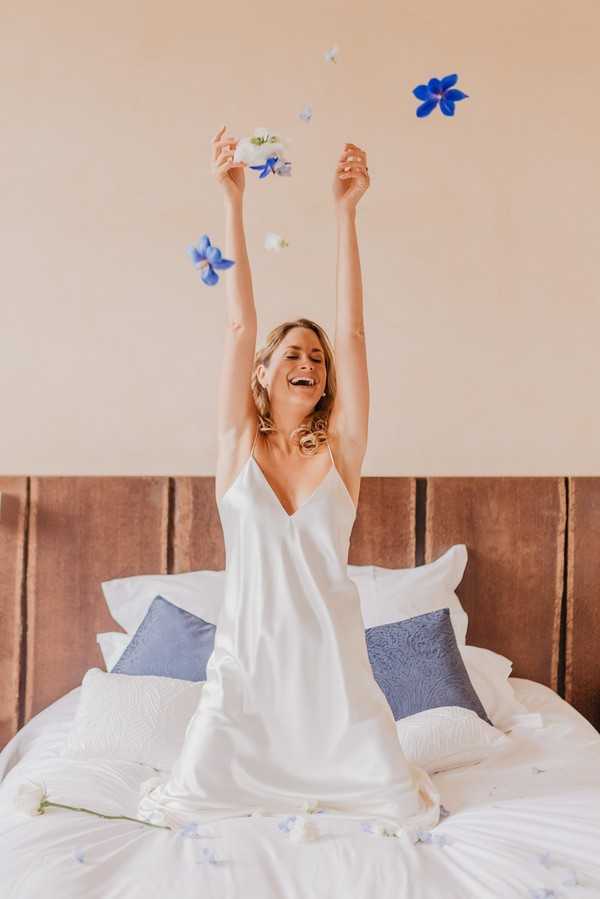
[26,478,169,720]
[172,478,225,573]
[566,478,600,730]
[0,479,28,748]
[348,477,416,567]
[426,478,565,689]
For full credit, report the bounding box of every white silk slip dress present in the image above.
[138,428,440,835]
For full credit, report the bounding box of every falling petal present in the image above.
[211,257,235,271]
[440,97,455,117]
[186,246,203,266]
[201,265,219,287]
[440,73,458,90]
[412,84,431,101]
[324,45,339,63]
[195,235,211,256]
[299,105,312,122]
[416,99,438,118]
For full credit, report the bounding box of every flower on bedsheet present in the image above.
[439,804,451,819]
[72,847,87,864]
[528,889,560,899]
[14,778,171,830]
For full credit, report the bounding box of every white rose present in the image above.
[234,129,290,167]
[15,781,46,816]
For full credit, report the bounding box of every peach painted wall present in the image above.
[2,0,599,475]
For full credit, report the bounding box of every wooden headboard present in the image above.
[1,476,599,749]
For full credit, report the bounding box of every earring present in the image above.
[322,392,326,397]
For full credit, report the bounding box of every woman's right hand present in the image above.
[211,125,245,204]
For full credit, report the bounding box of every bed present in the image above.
[1,475,600,897]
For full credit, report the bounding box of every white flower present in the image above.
[298,104,312,123]
[15,781,47,816]
[265,232,289,252]
[288,815,319,843]
[233,129,290,167]
[324,45,339,63]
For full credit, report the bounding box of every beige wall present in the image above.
[2,1,598,475]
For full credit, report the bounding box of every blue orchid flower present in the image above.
[187,235,235,286]
[249,156,292,178]
[412,73,469,117]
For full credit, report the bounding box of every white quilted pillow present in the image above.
[61,668,203,770]
[396,705,510,774]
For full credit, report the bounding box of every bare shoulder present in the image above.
[215,415,259,504]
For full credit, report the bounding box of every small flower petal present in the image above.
[440,97,455,116]
[440,73,458,90]
[412,84,431,101]
[416,99,438,118]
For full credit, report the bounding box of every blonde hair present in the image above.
[251,318,336,457]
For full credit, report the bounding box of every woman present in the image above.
[138,127,440,836]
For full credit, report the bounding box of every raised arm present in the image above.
[210,126,258,498]
[328,143,371,464]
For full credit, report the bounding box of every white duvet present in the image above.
[1,678,599,899]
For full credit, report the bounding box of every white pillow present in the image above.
[395,705,510,774]
[102,569,224,633]
[60,668,203,770]
[350,544,469,645]
[458,645,528,731]
[96,632,130,671]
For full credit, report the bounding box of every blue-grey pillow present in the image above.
[365,607,492,724]
[111,595,216,681]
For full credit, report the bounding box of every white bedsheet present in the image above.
[1,678,599,898]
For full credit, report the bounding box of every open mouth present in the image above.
[288,377,316,389]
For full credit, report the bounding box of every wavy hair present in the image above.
[250,318,336,457]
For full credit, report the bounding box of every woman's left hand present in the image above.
[332,143,370,213]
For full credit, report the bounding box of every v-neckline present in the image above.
[250,454,335,521]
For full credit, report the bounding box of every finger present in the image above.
[343,142,365,155]
[216,147,235,165]
[339,151,367,165]
[336,163,368,174]
[213,139,237,163]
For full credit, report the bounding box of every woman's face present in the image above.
[259,327,327,409]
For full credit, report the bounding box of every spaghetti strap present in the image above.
[325,438,334,466]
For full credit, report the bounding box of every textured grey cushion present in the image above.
[111,595,216,681]
[365,607,492,724]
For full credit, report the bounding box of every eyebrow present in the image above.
[285,344,323,354]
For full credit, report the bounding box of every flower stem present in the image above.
[42,800,171,830]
